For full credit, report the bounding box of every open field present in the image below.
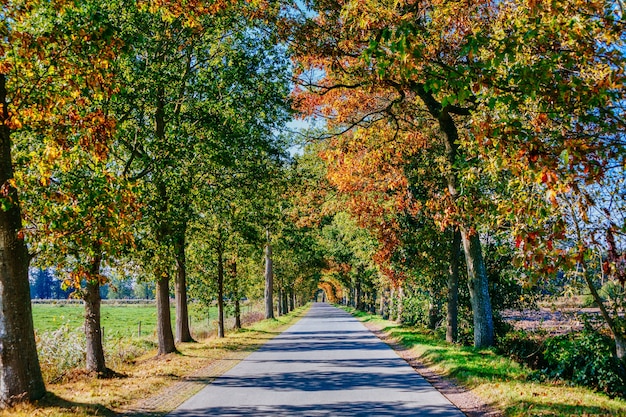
[32,301,253,338]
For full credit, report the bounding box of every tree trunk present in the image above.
[289,287,295,312]
[580,258,626,361]
[234,297,241,329]
[282,288,288,315]
[217,247,225,338]
[231,259,241,329]
[370,291,377,314]
[156,273,177,355]
[447,228,461,343]
[396,286,404,323]
[154,89,176,355]
[277,287,283,316]
[462,229,494,348]
[428,301,439,331]
[174,232,193,343]
[264,229,274,319]
[84,251,107,374]
[0,73,46,405]
[379,287,388,319]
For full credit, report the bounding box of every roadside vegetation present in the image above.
[346,307,626,417]
[0,305,308,417]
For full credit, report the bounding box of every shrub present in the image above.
[104,334,156,368]
[539,328,626,398]
[400,292,430,327]
[497,329,547,370]
[36,324,86,382]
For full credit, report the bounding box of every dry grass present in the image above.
[0,306,309,417]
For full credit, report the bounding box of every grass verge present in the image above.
[343,307,626,417]
[1,305,309,417]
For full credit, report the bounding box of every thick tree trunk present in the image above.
[447,228,461,343]
[84,251,107,374]
[217,247,225,338]
[379,286,388,319]
[174,233,193,343]
[0,74,45,406]
[289,287,295,312]
[370,291,377,314]
[156,273,177,355]
[428,301,439,330]
[264,229,274,319]
[396,286,404,324]
[462,229,494,348]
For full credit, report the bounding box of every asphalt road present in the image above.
[168,303,466,417]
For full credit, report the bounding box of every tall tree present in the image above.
[1,0,125,399]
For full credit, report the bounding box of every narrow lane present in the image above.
[168,303,466,416]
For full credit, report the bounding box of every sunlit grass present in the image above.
[343,306,626,417]
[32,303,222,337]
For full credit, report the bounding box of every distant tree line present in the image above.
[29,269,155,300]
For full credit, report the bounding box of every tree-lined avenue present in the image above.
[168,303,464,416]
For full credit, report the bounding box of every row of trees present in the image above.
[283,0,626,358]
[0,0,323,406]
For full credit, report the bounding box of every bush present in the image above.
[499,324,626,399]
[539,328,626,398]
[400,292,430,327]
[497,329,547,370]
[36,324,86,382]
[104,334,157,369]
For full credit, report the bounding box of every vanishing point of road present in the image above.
[168,303,466,416]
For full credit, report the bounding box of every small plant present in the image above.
[104,333,156,368]
[36,323,86,382]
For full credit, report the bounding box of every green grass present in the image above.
[342,306,626,417]
[32,303,221,338]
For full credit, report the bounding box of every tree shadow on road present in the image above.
[167,401,460,416]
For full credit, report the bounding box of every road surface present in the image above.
[168,303,466,416]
